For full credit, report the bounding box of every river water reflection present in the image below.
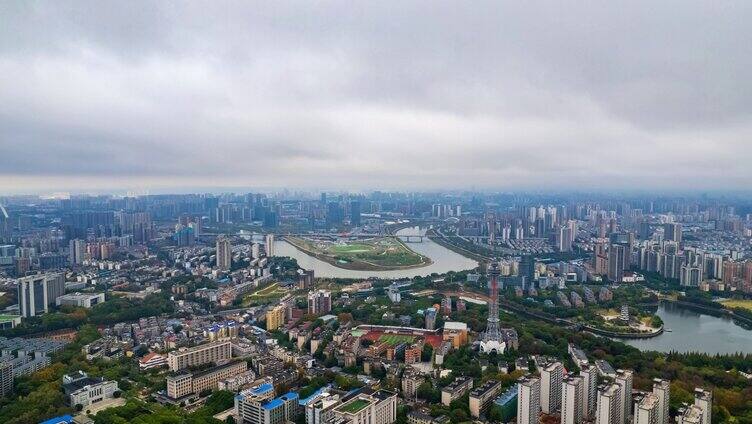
[274,226,478,279]
[622,302,752,354]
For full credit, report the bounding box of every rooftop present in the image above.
[39,415,74,424]
[62,376,106,393]
[470,380,501,397]
[251,383,274,396]
[371,390,396,401]
[443,376,472,392]
[495,384,518,406]
[336,398,372,414]
[262,398,283,410]
[443,321,468,331]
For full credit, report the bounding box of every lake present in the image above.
[274,226,478,279]
[622,302,752,355]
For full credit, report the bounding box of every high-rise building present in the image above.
[694,388,712,424]
[634,393,659,424]
[265,234,275,257]
[68,239,86,265]
[331,390,397,424]
[424,307,437,330]
[615,369,633,424]
[173,224,195,247]
[519,255,535,287]
[17,273,65,318]
[216,235,232,271]
[0,362,12,397]
[580,365,598,420]
[401,369,422,401]
[441,296,452,315]
[594,243,609,275]
[557,223,575,253]
[305,391,342,424]
[441,377,474,406]
[469,380,503,418]
[596,384,622,424]
[350,201,361,226]
[326,202,344,227]
[652,379,670,424]
[639,222,653,240]
[541,361,564,414]
[518,377,541,424]
[561,376,584,424]
[664,223,682,244]
[608,244,626,282]
[266,304,286,331]
[307,290,332,316]
[236,381,302,424]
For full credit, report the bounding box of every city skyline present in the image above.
[2,1,752,193]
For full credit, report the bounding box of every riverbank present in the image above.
[496,298,665,339]
[661,298,752,328]
[426,229,490,262]
[583,324,664,339]
[283,236,432,271]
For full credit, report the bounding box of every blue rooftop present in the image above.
[494,384,518,407]
[280,392,298,401]
[40,415,74,424]
[252,383,274,395]
[262,391,299,410]
[298,385,332,406]
[262,398,284,410]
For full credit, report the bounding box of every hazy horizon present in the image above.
[2,1,752,193]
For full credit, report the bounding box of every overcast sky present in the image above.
[1,1,751,194]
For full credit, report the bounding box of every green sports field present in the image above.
[336,399,371,414]
[379,334,415,345]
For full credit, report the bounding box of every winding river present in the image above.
[266,228,752,355]
[275,226,478,279]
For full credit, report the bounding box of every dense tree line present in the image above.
[0,292,175,338]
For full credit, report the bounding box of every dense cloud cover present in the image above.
[1,1,751,193]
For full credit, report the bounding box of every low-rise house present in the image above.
[62,371,119,408]
[138,352,167,370]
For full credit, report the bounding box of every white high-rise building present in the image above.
[17,273,65,318]
[216,235,231,271]
[251,243,260,259]
[581,365,598,420]
[634,393,659,424]
[561,376,584,424]
[0,362,12,397]
[265,234,275,257]
[518,377,541,424]
[615,369,633,424]
[596,384,622,424]
[541,361,564,414]
[69,239,86,265]
[652,379,671,424]
[694,388,712,424]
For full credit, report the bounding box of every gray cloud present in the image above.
[1,1,751,194]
